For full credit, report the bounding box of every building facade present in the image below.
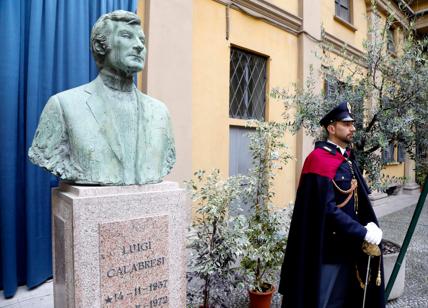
[138,0,426,208]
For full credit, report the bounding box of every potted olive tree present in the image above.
[186,169,247,308]
[239,121,292,307]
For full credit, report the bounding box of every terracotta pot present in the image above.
[248,285,275,308]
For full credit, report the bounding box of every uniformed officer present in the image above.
[279,101,386,308]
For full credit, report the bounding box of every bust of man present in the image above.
[29,10,175,185]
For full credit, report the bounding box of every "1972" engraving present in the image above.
[134,296,168,308]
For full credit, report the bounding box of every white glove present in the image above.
[364,222,383,245]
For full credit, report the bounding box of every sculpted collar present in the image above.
[99,68,135,92]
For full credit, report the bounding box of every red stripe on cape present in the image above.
[301,147,346,180]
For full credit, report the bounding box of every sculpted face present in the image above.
[104,21,146,76]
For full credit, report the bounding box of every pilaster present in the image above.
[140,0,193,185]
[295,0,321,185]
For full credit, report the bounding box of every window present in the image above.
[229,126,253,177]
[382,143,395,164]
[229,47,267,120]
[229,126,254,216]
[325,77,347,99]
[382,142,405,164]
[387,27,395,53]
[335,0,351,23]
[397,143,405,163]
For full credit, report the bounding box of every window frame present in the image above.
[397,142,405,163]
[387,26,396,54]
[382,142,396,164]
[324,74,348,99]
[229,46,268,121]
[334,0,356,31]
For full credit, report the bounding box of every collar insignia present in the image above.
[323,146,332,152]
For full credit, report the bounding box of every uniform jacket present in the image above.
[29,75,175,185]
[279,141,385,308]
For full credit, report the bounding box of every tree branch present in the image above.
[365,113,378,133]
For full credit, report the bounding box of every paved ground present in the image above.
[1,196,426,307]
[0,281,52,308]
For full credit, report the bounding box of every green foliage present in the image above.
[239,121,293,292]
[186,169,247,307]
[379,174,405,194]
[415,159,428,187]
[272,5,428,190]
[415,123,428,186]
[186,120,294,302]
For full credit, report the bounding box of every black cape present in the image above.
[279,145,385,308]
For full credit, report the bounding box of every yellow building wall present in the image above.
[382,163,405,179]
[322,0,368,52]
[192,0,299,207]
[269,0,299,17]
[192,0,405,205]
[192,0,230,176]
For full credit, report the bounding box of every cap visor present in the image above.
[340,116,354,122]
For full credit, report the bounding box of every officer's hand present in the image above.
[366,222,378,230]
[364,223,382,245]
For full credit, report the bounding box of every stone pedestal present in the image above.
[403,154,420,195]
[403,182,420,195]
[52,181,188,308]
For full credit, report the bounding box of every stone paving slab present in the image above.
[0,281,53,308]
[374,193,420,218]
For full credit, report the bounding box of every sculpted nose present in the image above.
[133,37,144,54]
[134,45,143,54]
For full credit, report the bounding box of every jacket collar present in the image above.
[315,141,338,155]
[315,141,354,159]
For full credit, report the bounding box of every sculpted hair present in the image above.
[91,10,141,69]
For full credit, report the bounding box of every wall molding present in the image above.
[365,0,410,30]
[214,0,302,35]
[323,32,367,68]
[210,1,413,68]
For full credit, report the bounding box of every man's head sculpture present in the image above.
[90,10,146,75]
[28,10,176,185]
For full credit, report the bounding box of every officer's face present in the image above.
[104,21,146,76]
[329,121,356,145]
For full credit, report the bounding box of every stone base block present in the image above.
[369,192,389,207]
[52,181,189,308]
[403,182,420,195]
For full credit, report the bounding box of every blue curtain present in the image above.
[0,0,137,298]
